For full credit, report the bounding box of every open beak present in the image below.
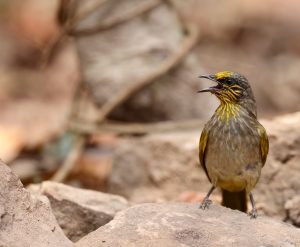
[198,74,222,93]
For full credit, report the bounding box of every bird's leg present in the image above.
[248,192,258,219]
[199,186,215,210]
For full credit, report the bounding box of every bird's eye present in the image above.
[226,78,234,86]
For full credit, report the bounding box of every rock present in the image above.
[285,196,300,227]
[28,181,129,242]
[0,160,73,247]
[110,53,216,122]
[257,112,300,219]
[76,203,300,247]
[75,0,215,122]
[108,130,203,203]
[108,112,300,220]
[76,1,183,107]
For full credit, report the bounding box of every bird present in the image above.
[198,71,269,218]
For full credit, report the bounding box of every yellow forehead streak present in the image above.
[215,71,234,80]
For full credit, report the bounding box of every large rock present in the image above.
[110,53,216,122]
[75,0,215,122]
[76,203,300,247]
[0,161,73,247]
[109,130,202,203]
[108,112,300,220]
[256,113,300,219]
[28,181,129,242]
[76,0,183,106]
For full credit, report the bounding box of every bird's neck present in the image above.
[215,98,257,122]
[216,101,241,122]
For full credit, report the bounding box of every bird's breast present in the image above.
[204,110,262,192]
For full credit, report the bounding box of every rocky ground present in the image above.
[1,1,300,246]
[28,181,129,242]
[1,160,300,247]
[0,160,73,247]
[1,111,300,246]
[76,203,300,247]
[108,111,300,221]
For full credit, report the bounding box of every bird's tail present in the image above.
[221,189,247,212]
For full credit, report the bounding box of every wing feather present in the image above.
[199,128,211,181]
[258,125,269,166]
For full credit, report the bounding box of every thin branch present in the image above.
[70,119,204,135]
[40,30,69,68]
[94,23,199,122]
[50,136,85,182]
[40,0,108,67]
[73,0,109,24]
[72,0,161,36]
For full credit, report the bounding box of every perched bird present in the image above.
[198,71,269,218]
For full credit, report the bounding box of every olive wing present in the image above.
[199,128,211,182]
[257,124,269,166]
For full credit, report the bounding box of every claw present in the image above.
[248,208,258,219]
[248,192,258,219]
[199,198,212,210]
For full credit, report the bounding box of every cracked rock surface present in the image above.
[76,202,300,247]
[0,161,73,247]
[28,181,129,242]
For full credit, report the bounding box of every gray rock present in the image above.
[0,161,73,247]
[75,0,215,122]
[28,181,129,242]
[76,1,183,107]
[76,203,300,247]
[110,53,216,122]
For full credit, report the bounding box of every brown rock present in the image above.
[108,112,300,220]
[76,203,300,247]
[28,181,129,242]
[0,160,73,247]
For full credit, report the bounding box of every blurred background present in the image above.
[1,0,300,225]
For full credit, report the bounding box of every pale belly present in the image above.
[205,121,262,192]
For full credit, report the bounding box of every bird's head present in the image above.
[198,71,254,104]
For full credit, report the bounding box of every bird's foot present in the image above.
[199,198,212,210]
[248,208,258,219]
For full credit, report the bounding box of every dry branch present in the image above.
[50,136,85,182]
[44,0,200,181]
[41,0,108,67]
[71,119,204,135]
[73,0,109,25]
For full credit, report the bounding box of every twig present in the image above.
[46,0,200,181]
[41,0,108,67]
[50,136,85,182]
[40,30,68,68]
[72,0,109,24]
[94,22,199,122]
[72,0,161,36]
[70,119,204,135]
